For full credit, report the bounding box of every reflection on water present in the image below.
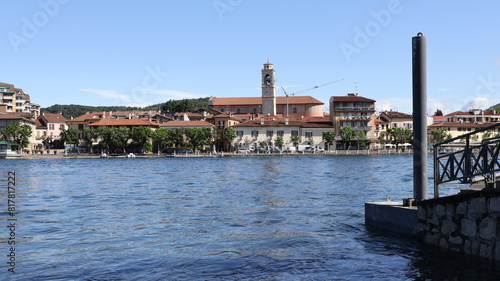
[0,155,499,280]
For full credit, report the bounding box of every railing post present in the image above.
[464,136,471,183]
[482,140,489,185]
[434,144,439,198]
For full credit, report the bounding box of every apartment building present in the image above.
[231,115,334,151]
[329,93,376,148]
[0,82,33,114]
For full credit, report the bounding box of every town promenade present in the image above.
[19,149,415,159]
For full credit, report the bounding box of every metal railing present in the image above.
[353,126,372,130]
[334,107,375,112]
[434,123,500,198]
[339,115,372,120]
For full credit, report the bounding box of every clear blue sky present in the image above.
[2,0,500,115]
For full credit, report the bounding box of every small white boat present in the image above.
[100,153,108,158]
[126,153,136,158]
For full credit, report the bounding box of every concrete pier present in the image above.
[365,201,418,235]
[364,33,426,236]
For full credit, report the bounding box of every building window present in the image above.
[277,130,284,137]
[60,124,65,130]
[236,131,243,138]
[305,131,313,139]
[251,130,259,138]
[293,107,297,113]
[221,108,225,112]
[78,124,84,130]
[236,108,241,114]
[266,130,273,138]
[253,108,257,114]
[291,130,299,136]
[49,124,54,130]
[218,121,224,129]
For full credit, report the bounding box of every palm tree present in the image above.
[275,136,284,150]
[290,135,300,147]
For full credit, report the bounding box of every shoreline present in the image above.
[14,149,416,159]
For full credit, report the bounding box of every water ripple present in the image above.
[0,156,499,280]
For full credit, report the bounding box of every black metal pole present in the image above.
[412,33,428,201]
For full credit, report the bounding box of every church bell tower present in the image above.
[261,61,276,116]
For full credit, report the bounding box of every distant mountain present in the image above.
[41,97,211,119]
[41,104,159,119]
[487,103,500,113]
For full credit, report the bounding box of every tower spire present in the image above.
[261,61,276,116]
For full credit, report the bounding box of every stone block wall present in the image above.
[417,190,500,260]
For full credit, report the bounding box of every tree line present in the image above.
[60,126,236,154]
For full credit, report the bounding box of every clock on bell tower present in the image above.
[261,61,276,116]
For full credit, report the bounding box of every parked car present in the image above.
[303,147,315,153]
[271,148,281,153]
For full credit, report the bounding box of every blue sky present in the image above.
[2,0,500,115]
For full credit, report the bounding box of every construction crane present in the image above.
[280,78,344,117]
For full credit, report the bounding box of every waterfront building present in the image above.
[87,119,161,129]
[374,110,413,140]
[30,103,41,119]
[231,115,334,151]
[208,62,324,119]
[67,110,169,131]
[432,115,446,123]
[444,109,500,124]
[0,112,37,151]
[159,120,215,130]
[66,111,112,131]
[427,122,496,140]
[36,113,68,148]
[329,93,376,148]
[173,112,205,121]
[427,109,500,141]
[0,82,33,115]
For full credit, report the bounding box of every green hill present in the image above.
[488,103,500,113]
[42,97,211,119]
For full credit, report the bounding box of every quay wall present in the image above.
[15,149,415,159]
[417,190,500,260]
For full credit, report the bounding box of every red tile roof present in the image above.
[174,112,203,117]
[232,116,334,128]
[445,110,497,116]
[67,112,105,122]
[330,93,375,102]
[428,122,491,128]
[381,111,412,119]
[433,116,446,121]
[35,119,43,127]
[41,113,66,123]
[160,120,215,127]
[0,113,36,124]
[87,119,161,127]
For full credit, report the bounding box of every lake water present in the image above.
[1,155,500,280]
